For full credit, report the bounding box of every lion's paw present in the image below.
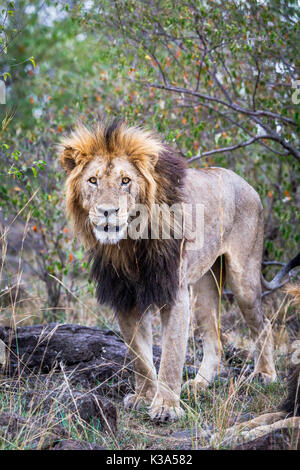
[182,377,210,394]
[250,370,277,385]
[123,393,152,410]
[149,397,184,423]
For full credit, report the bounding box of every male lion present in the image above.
[59,120,277,423]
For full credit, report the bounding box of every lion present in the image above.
[59,119,277,423]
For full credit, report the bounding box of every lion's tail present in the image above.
[281,365,300,416]
[281,283,300,417]
[261,252,300,291]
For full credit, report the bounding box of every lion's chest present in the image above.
[90,242,181,314]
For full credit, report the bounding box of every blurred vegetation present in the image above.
[0,0,299,322]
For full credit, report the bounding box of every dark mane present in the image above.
[90,237,183,314]
[89,146,186,315]
[104,118,124,152]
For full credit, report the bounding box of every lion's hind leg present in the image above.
[224,209,276,384]
[183,268,224,393]
[225,255,277,383]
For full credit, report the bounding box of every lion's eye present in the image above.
[121,177,131,185]
[89,177,97,185]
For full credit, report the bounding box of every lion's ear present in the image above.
[60,146,77,174]
[149,153,159,167]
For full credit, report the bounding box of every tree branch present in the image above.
[187,135,276,164]
[142,81,298,127]
[140,81,300,162]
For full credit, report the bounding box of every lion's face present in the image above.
[59,121,184,249]
[80,156,145,244]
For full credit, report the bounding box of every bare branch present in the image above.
[139,81,300,162]
[187,135,276,164]
[174,99,287,157]
[142,81,298,127]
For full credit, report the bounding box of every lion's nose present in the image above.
[97,207,119,217]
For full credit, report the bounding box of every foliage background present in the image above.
[0,0,299,452]
[0,0,299,322]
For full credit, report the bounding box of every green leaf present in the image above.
[3,72,11,81]
[29,56,36,68]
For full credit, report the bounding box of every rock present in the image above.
[0,323,197,393]
[0,323,127,373]
[0,323,135,394]
[22,388,117,434]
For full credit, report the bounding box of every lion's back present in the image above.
[185,166,263,215]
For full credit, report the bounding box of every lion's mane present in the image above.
[60,120,186,314]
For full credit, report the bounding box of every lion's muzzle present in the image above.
[90,205,128,244]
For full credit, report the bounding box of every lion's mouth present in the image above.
[92,221,126,245]
[89,213,127,244]
[102,224,120,233]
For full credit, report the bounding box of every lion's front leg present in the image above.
[116,309,157,410]
[149,281,190,423]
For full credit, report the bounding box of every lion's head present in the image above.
[59,120,186,313]
[59,120,186,248]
